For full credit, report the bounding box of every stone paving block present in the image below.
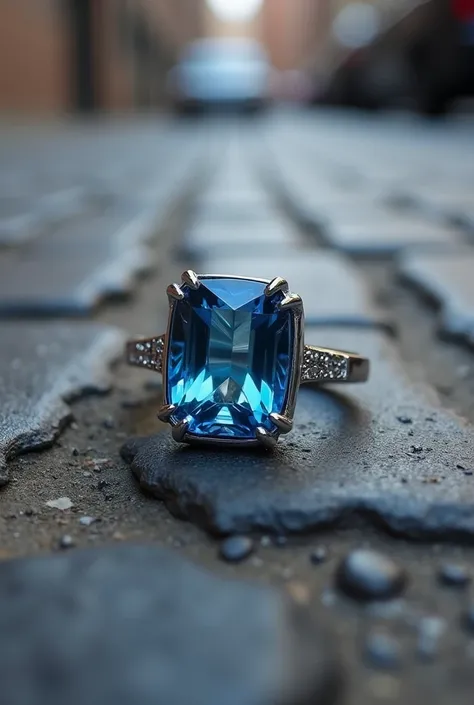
[192,193,277,224]
[0,249,151,317]
[0,209,159,317]
[398,248,474,347]
[35,206,161,253]
[0,545,340,705]
[393,186,474,229]
[183,219,301,257]
[0,211,42,246]
[34,186,88,223]
[0,188,88,247]
[0,322,124,484]
[322,215,461,257]
[200,252,392,331]
[122,327,474,539]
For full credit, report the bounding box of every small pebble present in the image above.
[59,534,75,549]
[121,399,142,409]
[46,497,73,511]
[71,448,79,457]
[310,546,328,565]
[97,480,108,491]
[273,536,287,547]
[102,417,115,430]
[416,617,445,661]
[364,633,401,670]
[438,563,471,588]
[79,516,97,527]
[336,549,407,601]
[397,416,412,425]
[460,605,474,634]
[219,536,254,563]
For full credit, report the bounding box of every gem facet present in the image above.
[166,277,294,440]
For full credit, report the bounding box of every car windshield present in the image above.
[183,41,266,69]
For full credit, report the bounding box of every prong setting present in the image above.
[157,404,176,422]
[167,283,185,301]
[255,426,278,449]
[181,270,200,290]
[269,412,293,434]
[171,417,190,442]
[279,293,303,311]
[264,277,289,297]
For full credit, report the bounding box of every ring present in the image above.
[125,271,369,448]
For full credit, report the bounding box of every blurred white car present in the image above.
[169,38,271,113]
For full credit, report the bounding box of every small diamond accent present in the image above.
[301,347,348,382]
[127,336,164,372]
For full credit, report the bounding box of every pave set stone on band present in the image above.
[125,271,370,448]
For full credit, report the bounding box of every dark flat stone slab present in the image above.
[0,322,124,484]
[398,248,474,347]
[200,252,393,332]
[122,328,474,538]
[0,545,340,705]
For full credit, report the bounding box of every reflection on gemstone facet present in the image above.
[166,277,294,440]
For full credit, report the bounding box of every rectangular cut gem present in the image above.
[166,277,294,439]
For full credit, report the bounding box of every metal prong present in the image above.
[255,426,278,449]
[157,404,176,422]
[171,418,190,442]
[279,293,303,311]
[264,277,289,297]
[181,270,200,290]
[269,412,293,434]
[167,283,184,301]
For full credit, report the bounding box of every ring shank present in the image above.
[300,345,369,384]
[126,336,369,384]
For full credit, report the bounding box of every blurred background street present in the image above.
[1,2,474,705]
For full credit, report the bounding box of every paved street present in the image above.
[1,108,474,705]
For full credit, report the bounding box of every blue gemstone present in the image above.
[166,277,294,440]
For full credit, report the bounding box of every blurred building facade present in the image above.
[261,0,330,71]
[0,0,204,114]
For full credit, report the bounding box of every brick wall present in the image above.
[261,0,325,71]
[0,0,69,114]
[0,0,204,115]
